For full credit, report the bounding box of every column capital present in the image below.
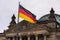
[27,34,31,37]
[35,34,38,36]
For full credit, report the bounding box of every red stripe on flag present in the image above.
[19,8,36,21]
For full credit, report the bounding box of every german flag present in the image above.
[18,4,36,23]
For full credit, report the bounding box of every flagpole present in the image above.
[17,2,20,23]
[16,2,20,40]
[18,11,19,23]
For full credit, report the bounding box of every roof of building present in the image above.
[38,14,60,23]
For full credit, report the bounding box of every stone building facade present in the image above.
[0,8,60,40]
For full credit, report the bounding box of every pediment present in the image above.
[5,20,49,33]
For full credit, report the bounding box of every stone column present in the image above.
[44,36,46,40]
[13,37,15,40]
[35,35,38,40]
[28,36,30,40]
[20,36,22,40]
[51,32,56,40]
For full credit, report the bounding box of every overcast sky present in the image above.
[0,0,60,33]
